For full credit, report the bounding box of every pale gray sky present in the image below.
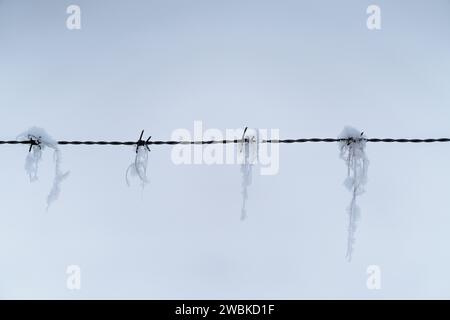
[1,0,450,299]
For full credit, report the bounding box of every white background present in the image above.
[1,0,450,298]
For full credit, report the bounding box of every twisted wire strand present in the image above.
[1,137,450,146]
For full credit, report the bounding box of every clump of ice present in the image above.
[25,142,42,182]
[239,128,259,221]
[17,127,70,209]
[126,146,149,188]
[338,126,369,261]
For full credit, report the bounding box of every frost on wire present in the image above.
[338,126,369,261]
[239,128,259,221]
[126,145,149,188]
[18,127,70,209]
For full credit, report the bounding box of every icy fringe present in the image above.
[338,126,369,262]
[126,146,149,188]
[17,127,70,209]
[239,128,259,221]
[25,144,42,182]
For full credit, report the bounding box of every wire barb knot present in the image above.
[238,126,249,154]
[242,127,248,144]
[344,132,366,146]
[136,130,151,153]
[28,135,42,152]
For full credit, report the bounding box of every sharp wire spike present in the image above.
[240,127,248,153]
[28,135,41,152]
[136,130,151,153]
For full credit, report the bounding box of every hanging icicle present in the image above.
[126,130,151,188]
[239,127,259,221]
[17,127,70,209]
[338,126,369,261]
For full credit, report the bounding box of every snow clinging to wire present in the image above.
[126,145,150,188]
[338,126,369,261]
[239,128,259,221]
[17,127,70,209]
[24,142,42,182]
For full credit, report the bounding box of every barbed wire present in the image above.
[1,137,450,147]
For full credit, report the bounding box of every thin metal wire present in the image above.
[1,137,450,147]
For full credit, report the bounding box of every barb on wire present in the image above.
[126,130,151,188]
[17,127,70,209]
[135,130,151,153]
[27,135,41,152]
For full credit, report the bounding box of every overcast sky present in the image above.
[1,0,450,299]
